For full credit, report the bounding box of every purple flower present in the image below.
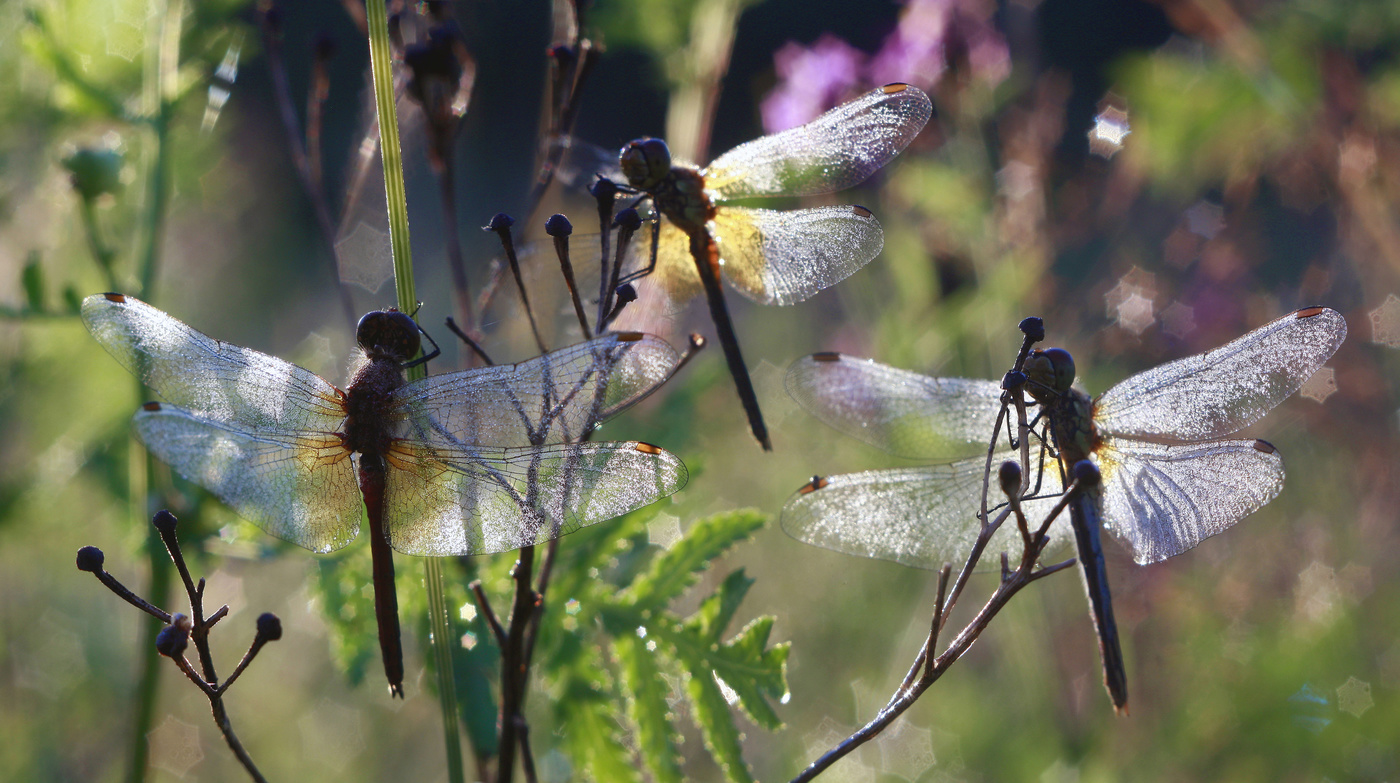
[761,34,866,133]
[761,0,1010,131]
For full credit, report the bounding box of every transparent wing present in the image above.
[786,353,1005,459]
[549,134,625,190]
[1094,307,1347,442]
[390,332,679,447]
[710,206,884,305]
[622,219,706,312]
[383,440,687,556]
[704,83,931,199]
[81,293,347,433]
[1095,437,1285,565]
[780,456,1071,570]
[134,404,361,553]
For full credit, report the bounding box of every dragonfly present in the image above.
[782,307,1347,712]
[600,83,932,451]
[83,293,688,697]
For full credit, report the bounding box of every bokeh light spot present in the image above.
[1295,561,1339,625]
[876,720,934,781]
[1160,301,1196,339]
[1105,268,1158,335]
[1336,677,1373,717]
[147,715,203,778]
[1184,200,1225,239]
[459,601,478,622]
[106,21,145,63]
[1298,366,1337,403]
[297,700,365,774]
[1088,106,1130,158]
[336,221,393,294]
[647,513,682,550]
[1368,294,1400,346]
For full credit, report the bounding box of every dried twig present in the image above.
[78,511,282,783]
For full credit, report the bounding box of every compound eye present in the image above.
[1042,348,1076,392]
[1024,347,1076,394]
[356,310,421,360]
[619,137,671,190]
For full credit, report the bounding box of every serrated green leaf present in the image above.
[622,509,766,612]
[707,617,789,731]
[549,502,666,602]
[684,666,754,783]
[614,633,684,783]
[686,568,754,641]
[555,646,639,783]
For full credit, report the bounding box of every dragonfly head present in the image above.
[1024,347,1076,398]
[356,309,422,363]
[620,137,672,190]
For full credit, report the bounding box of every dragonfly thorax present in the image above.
[1024,347,1099,468]
[342,357,406,457]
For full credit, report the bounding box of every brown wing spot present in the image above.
[812,352,842,363]
[882,83,910,94]
[103,292,127,303]
[634,442,663,455]
[142,401,162,411]
[1295,306,1327,319]
[851,205,874,218]
[799,475,829,494]
[1252,439,1277,454]
[616,332,646,343]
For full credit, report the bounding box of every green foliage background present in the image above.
[2,0,1400,781]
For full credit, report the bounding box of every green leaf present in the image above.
[310,548,378,687]
[554,646,639,783]
[684,665,754,783]
[614,633,684,783]
[622,509,766,612]
[685,568,753,642]
[706,617,789,731]
[21,252,44,312]
[444,569,499,760]
[671,571,789,731]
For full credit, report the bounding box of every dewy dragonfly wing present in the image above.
[703,83,932,200]
[781,456,1071,570]
[389,332,680,447]
[786,353,1005,459]
[1094,307,1347,442]
[710,206,884,306]
[82,293,362,551]
[1095,437,1285,565]
[384,440,687,556]
[81,294,349,432]
[135,406,362,552]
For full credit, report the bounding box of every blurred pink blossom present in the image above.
[762,0,1010,133]
[761,35,866,133]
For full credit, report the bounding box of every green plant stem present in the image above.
[663,0,750,162]
[137,0,182,298]
[364,2,465,780]
[78,198,118,291]
[125,439,161,783]
[126,4,182,780]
